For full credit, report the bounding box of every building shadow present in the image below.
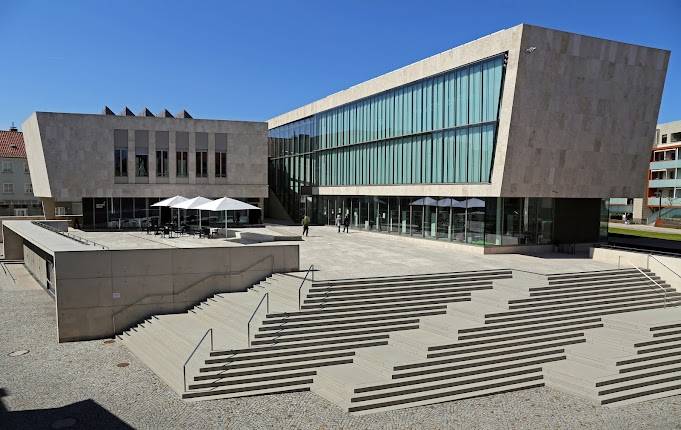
[0,388,133,430]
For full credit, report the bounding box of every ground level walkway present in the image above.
[1,228,680,429]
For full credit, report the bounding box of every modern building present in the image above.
[22,108,268,229]
[0,126,42,216]
[267,24,669,251]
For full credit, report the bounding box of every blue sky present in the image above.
[1,0,679,129]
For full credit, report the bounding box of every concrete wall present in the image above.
[2,227,24,260]
[22,112,268,201]
[53,244,299,342]
[24,244,48,288]
[590,247,681,293]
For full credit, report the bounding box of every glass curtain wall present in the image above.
[268,54,506,223]
[311,196,564,247]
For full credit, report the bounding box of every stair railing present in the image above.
[112,254,274,335]
[628,262,668,308]
[647,254,681,294]
[247,292,269,347]
[298,264,315,310]
[183,328,213,392]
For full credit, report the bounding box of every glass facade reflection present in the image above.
[268,55,507,221]
[313,196,556,247]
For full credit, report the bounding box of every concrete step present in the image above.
[189,370,318,390]
[210,334,390,356]
[205,339,388,366]
[265,303,449,323]
[428,332,585,359]
[305,283,492,303]
[307,279,498,298]
[183,376,314,400]
[195,356,356,381]
[254,318,421,339]
[481,300,681,331]
[393,347,569,380]
[259,309,446,331]
[199,350,357,374]
[314,270,512,288]
[531,278,666,295]
[485,292,681,322]
[250,323,420,346]
[546,268,648,281]
[509,284,677,308]
[302,291,473,310]
[347,371,544,415]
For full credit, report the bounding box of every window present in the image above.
[135,149,148,177]
[662,134,668,143]
[24,161,30,174]
[672,132,681,143]
[3,183,13,193]
[2,161,13,173]
[176,151,188,177]
[114,149,128,177]
[215,152,227,177]
[196,151,208,177]
[14,208,27,217]
[156,150,168,177]
[24,182,32,194]
[55,207,66,216]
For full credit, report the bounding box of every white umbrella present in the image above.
[195,197,262,236]
[151,195,188,228]
[171,196,213,230]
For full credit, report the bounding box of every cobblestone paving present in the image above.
[2,230,680,429]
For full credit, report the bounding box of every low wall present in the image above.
[24,244,48,288]
[590,247,681,293]
[53,244,299,342]
[0,216,45,242]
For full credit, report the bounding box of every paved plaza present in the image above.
[1,227,680,429]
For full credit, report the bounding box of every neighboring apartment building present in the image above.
[22,108,267,229]
[267,24,669,251]
[612,120,681,224]
[0,126,42,216]
[648,120,681,220]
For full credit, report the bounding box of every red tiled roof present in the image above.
[0,130,26,158]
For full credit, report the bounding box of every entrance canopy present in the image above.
[151,196,188,207]
[170,196,213,209]
[195,197,260,212]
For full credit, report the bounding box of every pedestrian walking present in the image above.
[302,215,310,237]
[343,215,350,233]
[335,214,342,232]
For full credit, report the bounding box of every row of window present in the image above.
[1,160,30,174]
[660,132,681,144]
[2,182,32,194]
[114,149,227,178]
[268,54,505,158]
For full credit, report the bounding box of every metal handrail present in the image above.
[647,254,681,280]
[183,328,213,392]
[32,221,109,249]
[112,254,274,334]
[247,293,269,347]
[629,263,668,308]
[298,264,315,310]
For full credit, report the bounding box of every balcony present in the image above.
[650,159,681,170]
[647,197,681,207]
[648,179,681,188]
